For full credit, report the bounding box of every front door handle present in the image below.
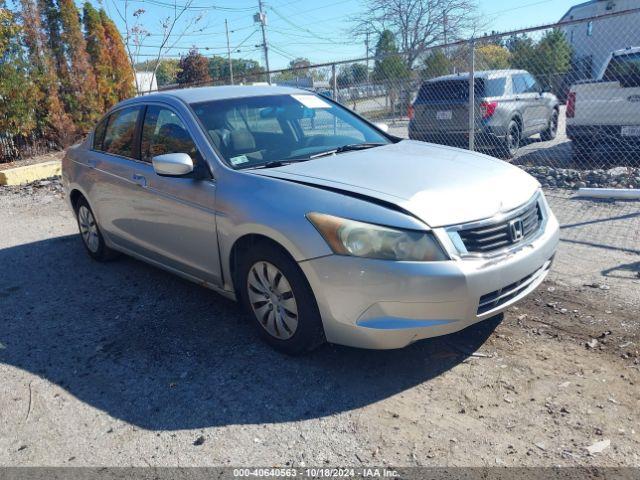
[87,158,97,169]
[132,174,147,187]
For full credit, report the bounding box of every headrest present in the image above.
[230,129,256,153]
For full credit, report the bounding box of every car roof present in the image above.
[135,85,313,104]
[426,69,529,82]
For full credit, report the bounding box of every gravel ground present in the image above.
[0,178,639,468]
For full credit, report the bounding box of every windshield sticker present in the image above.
[291,94,331,109]
[230,155,249,166]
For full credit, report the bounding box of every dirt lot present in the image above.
[0,179,639,467]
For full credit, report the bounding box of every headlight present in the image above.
[306,213,448,261]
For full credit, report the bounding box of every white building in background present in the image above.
[135,72,158,95]
[560,0,640,78]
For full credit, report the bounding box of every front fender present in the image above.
[214,169,427,292]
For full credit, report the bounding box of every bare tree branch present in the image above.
[353,0,482,69]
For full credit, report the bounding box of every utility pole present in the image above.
[225,19,234,85]
[365,31,370,83]
[255,0,270,84]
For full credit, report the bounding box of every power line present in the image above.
[114,0,255,11]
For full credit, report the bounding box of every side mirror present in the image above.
[152,153,194,177]
[374,122,389,133]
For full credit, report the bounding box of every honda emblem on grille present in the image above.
[508,218,525,242]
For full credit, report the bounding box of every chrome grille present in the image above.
[458,200,542,254]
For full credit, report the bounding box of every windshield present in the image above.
[190,94,390,169]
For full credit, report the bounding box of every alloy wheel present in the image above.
[78,205,100,253]
[507,123,520,155]
[247,261,299,340]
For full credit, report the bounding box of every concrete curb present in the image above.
[0,160,61,186]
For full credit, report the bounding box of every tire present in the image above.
[540,109,558,141]
[238,242,325,355]
[74,197,119,262]
[498,120,521,159]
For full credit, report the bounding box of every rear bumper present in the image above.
[408,123,506,148]
[298,205,560,350]
[567,124,640,149]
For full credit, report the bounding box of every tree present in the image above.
[476,43,510,70]
[535,30,571,77]
[207,55,263,84]
[100,9,135,100]
[176,48,210,86]
[507,34,536,72]
[372,30,408,82]
[372,30,409,114]
[420,49,451,79]
[18,0,75,144]
[336,63,368,88]
[58,0,100,130]
[155,59,180,86]
[39,0,68,84]
[0,6,37,137]
[83,2,113,109]
[354,0,481,70]
[113,0,203,93]
[507,30,572,95]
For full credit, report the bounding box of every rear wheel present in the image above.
[499,120,521,159]
[540,109,558,141]
[75,197,119,261]
[238,242,325,355]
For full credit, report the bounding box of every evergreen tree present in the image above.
[0,5,37,137]
[38,0,68,84]
[100,9,134,101]
[83,2,112,109]
[372,30,408,83]
[18,0,75,144]
[177,49,211,86]
[58,0,99,129]
[421,50,451,79]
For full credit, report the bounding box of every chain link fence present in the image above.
[160,8,640,190]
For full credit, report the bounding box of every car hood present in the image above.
[251,140,540,227]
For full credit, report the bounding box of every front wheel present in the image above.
[238,242,325,355]
[75,197,119,261]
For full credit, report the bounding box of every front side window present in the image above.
[93,116,108,150]
[512,75,528,94]
[523,74,540,93]
[191,94,390,169]
[102,107,141,158]
[141,105,198,163]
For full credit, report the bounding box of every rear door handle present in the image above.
[87,158,97,168]
[132,174,147,187]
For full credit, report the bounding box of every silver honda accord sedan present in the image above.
[62,85,559,354]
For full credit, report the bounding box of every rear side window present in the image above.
[485,78,506,96]
[141,105,198,164]
[603,52,640,87]
[93,117,108,150]
[102,107,141,158]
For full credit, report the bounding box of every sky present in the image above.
[99,0,581,70]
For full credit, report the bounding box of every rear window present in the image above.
[603,52,640,87]
[416,77,505,102]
